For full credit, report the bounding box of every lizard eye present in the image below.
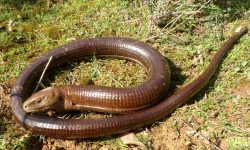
[36,98,43,104]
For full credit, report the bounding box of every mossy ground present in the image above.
[0,0,250,149]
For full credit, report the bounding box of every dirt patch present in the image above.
[151,116,215,150]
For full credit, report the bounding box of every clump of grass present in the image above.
[49,57,147,88]
[228,136,250,149]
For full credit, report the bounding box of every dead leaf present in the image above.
[120,133,147,150]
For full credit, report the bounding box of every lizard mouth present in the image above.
[23,105,52,113]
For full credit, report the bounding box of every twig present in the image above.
[0,99,1,109]
[47,0,50,9]
[0,85,3,109]
[145,0,212,41]
[34,56,53,93]
[161,0,189,30]
[211,122,250,135]
[179,119,222,150]
[168,0,211,32]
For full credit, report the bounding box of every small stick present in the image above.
[146,0,212,41]
[0,85,3,108]
[179,119,222,150]
[34,56,53,93]
[0,99,1,109]
[47,0,50,9]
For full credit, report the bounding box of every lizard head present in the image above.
[23,87,62,113]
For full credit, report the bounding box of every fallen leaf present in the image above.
[120,133,147,150]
